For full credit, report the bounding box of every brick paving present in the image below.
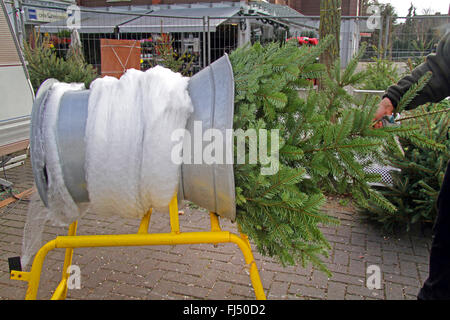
[0,159,432,300]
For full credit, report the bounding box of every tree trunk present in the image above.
[319,0,341,74]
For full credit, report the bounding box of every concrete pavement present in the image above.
[0,160,431,300]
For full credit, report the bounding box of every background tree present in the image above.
[319,0,341,74]
[360,0,397,60]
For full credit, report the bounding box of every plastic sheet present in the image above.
[22,82,85,268]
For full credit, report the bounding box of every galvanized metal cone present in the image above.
[180,54,236,221]
[30,54,236,221]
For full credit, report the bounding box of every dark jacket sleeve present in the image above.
[384,32,450,111]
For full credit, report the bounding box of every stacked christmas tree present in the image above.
[362,101,449,232]
[24,31,97,92]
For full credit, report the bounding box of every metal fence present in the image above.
[6,2,450,76]
[385,15,450,62]
[358,14,450,63]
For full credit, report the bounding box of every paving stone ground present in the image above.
[0,159,432,300]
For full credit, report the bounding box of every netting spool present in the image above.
[30,54,236,221]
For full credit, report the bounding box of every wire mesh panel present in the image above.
[29,5,221,75]
[208,18,238,64]
[119,12,206,74]
[388,15,450,62]
[17,1,450,74]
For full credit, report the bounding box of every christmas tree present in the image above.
[229,38,438,274]
[24,31,97,91]
[361,101,450,232]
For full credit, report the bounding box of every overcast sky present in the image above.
[376,0,449,17]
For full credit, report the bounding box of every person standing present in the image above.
[373,32,450,300]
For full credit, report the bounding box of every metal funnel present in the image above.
[180,54,236,221]
[30,54,236,221]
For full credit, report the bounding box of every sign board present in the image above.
[27,8,67,23]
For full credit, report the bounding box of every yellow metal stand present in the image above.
[10,195,266,300]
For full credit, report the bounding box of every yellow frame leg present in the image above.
[138,209,152,234]
[169,195,180,234]
[210,212,265,299]
[12,195,266,300]
[51,221,78,300]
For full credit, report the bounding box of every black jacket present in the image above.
[384,32,450,110]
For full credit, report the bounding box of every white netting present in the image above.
[362,135,404,187]
[364,163,401,186]
[85,66,193,217]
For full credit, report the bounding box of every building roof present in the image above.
[37,1,319,34]
[247,1,318,33]
[120,6,242,33]
[38,2,243,33]
[248,1,304,17]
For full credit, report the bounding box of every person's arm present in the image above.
[386,32,450,110]
[374,33,450,124]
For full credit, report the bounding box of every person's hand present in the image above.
[373,97,394,128]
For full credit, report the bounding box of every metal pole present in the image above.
[11,1,20,42]
[207,16,211,66]
[17,0,25,47]
[378,15,383,58]
[202,16,206,69]
[383,15,390,59]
